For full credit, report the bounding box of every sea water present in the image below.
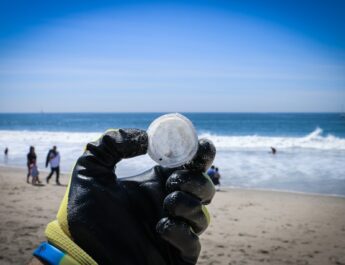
[0,113,344,196]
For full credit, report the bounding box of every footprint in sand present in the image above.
[258,249,269,254]
[5,220,18,228]
[329,256,338,262]
[238,232,256,238]
[271,246,284,251]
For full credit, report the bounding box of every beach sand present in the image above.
[0,166,344,265]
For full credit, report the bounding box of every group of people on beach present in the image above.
[26,146,61,185]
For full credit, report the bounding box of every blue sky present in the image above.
[0,0,344,112]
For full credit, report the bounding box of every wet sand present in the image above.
[0,166,344,265]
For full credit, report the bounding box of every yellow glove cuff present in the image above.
[45,220,97,265]
[45,169,97,265]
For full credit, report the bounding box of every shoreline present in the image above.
[1,166,345,264]
[1,164,345,199]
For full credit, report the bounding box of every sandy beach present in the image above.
[0,166,344,265]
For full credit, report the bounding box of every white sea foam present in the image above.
[1,128,345,195]
[0,130,154,176]
[0,130,99,173]
[199,127,345,150]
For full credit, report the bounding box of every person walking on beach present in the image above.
[45,146,60,185]
[27,146,37,183]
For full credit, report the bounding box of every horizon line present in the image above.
[0,111,343,114]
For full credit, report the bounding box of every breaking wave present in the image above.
[200,127,345,150]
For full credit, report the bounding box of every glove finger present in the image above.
[156,217,200,264]
[156,138,216,182]
[101,129,148,159]
[166,170,215,204]
[184,138,216,172]
[76,129,148,182]
[163,191,210,235]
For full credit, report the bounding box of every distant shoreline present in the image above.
[1,164,344,199]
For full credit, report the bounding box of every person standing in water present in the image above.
[27,146,37,183]
[270,146,277,154]
[4,147,8,163]
[45,146,61,185]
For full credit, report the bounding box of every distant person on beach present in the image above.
[27,146,37,183]
[29,129,216,265]
[207,165,221,191]
[30,159,40,185]
[4,147,8,163]
[214,167,221,191]
[207,165,216,179]
[45,146,60,185]
[270,147,277,154]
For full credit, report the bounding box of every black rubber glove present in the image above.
[45,129,216,265]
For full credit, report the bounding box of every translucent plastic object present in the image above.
[147,113,198,168]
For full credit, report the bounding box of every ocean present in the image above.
[1,113,345,196]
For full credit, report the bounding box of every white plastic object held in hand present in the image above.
[147,113,198,168]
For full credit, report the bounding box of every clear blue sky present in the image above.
[0,0,344,112]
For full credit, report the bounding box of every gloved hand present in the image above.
[42,129,216,265]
